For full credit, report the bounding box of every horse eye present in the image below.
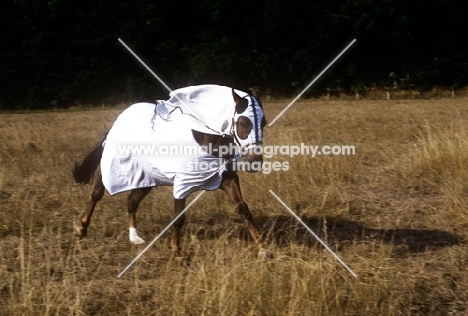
[236,116,252,140]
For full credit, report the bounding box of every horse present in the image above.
[73,85,270,258]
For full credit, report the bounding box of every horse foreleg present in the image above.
[77,173,105,238]
[220,172,272,259]
[172,198,186,256]
[127,187,152,244]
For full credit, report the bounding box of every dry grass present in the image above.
[1,98,468,315]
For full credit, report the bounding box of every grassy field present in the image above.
[1,97,468,315]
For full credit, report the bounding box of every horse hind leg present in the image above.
[76,173,105,238]
[172,198,186,256]
[127,187,152,244]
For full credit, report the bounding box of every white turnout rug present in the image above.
[101,85,250,199]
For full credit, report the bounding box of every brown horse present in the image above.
[73,87,271,258]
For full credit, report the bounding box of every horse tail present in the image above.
[73,132,108,184]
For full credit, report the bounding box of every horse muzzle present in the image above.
[240,144,263,173]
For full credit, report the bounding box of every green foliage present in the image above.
[1,0,467,109]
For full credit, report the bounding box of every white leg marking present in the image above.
[129,227,146,244]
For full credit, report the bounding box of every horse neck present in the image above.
[192,130,235,159]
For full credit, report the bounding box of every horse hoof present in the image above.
[130,236,146,244]
[74,226,86,238]
[258,249,274,261]
[129,227,145,244]
[174,256,191,266]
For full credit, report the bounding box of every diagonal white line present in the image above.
[268,190,357,277]
[118,38,207,127]
[268,39,356,126]
[118,38,174,96]
[117,190,206,278]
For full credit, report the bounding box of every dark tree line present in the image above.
[1,0,467,109]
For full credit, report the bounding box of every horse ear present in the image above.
[249,86,261,101]
[232,88,248,114]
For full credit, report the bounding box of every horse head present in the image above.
[231,89,266,173]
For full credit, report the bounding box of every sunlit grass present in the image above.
[1,98,468,314]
